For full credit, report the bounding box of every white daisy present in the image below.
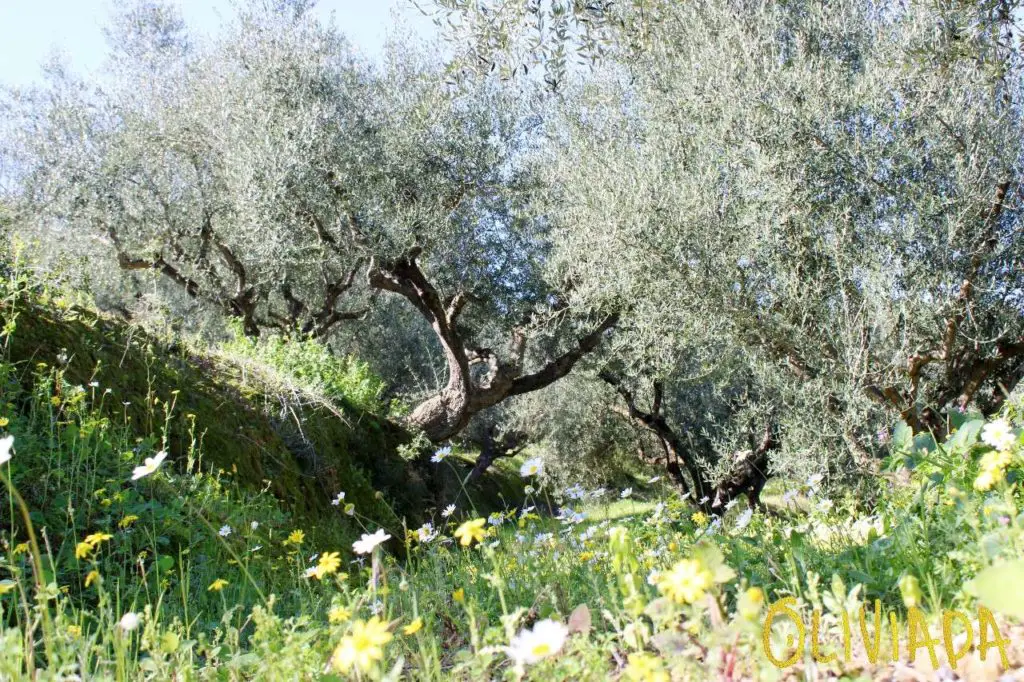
[520,457,544,478]
[982,419,1017,452]
[331,491,345,506]
[119,612,141,632]
[131,450,168,481]
[507,619,568,665]
[218,525,232,537]
[441,504,456,518]
[734,508,753,531]
[0,435,13,466]
[352,529,391,555]
[620,487,632,499]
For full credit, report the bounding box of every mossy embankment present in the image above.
[0,292,523,548]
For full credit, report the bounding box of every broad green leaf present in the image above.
[973,561,1024,620]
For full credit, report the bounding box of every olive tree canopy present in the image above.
[435,0,1024,505]
[1,0,620,442]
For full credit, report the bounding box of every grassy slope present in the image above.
[1,292,523,549]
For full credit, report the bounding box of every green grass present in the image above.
[1,272,1024,680]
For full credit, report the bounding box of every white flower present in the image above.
[352,529,391,555]
[982,419,1017,452]
[331,491,345,506]
[647,475,662,484]
[781,490,798,504]
[431,446,452,463]
[816,499,834,513]
[218,525,232,537]
[508,619,568,665]
[520,457,544,478]
[441,504,456,518]
[620,487,632,499]
[806,473,824,488]
[488,513,504,527]
[519,505,535,517]
[589,487,608,498]
[734,508,753,531]
[724,498,738,511]
[119,612,141,632]
[0,435,13,466]
[647,569,661,585]
[131,450,168,481]
[565,484,585,500]
[303,566,318,578]
[250,521,259,530]
[414,523,438,543]
[698,496,710,506]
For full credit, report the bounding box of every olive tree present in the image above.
[437,0,1024,504]
[2,0,619,442]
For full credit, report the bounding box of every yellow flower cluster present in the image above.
[330,617,393,673]
[312,551,342,580]
[974,448,1013,491]
[75,532,113,560]
[657,558,713,604]
[453,518,487,547]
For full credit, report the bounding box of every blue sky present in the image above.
[0,1,439,86]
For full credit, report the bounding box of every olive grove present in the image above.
[435,0,1024,506]
[1,0,620,443]
[2,0,1023,507]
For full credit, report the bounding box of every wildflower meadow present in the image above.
[2,0,1024,679]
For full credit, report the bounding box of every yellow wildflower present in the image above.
[737,586,764,620]
[84,570,100,588]
[314,552,342,579]
[75,542,94,560]
[624,652,670,682]
[328,605,351,624]
[208,578,229,592]
[118,515,140,529]
[691,511,709,528]
[453,518,487,547]
[658,558,713,604]
[403,618,423,635]
[974,469,999,491]
[12,543,28,556]
[67,625,82,639]
[285,529,305,546]
[899,574,921,609]
[330,617,393,673]
[83,532,113,547]
[452,588,465,603]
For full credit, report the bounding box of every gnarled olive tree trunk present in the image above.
[369,248,619,442]
[600,371,777,513]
